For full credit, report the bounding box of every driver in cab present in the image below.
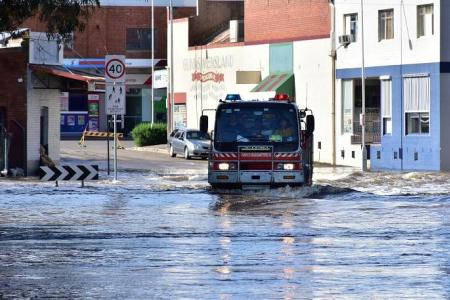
[275,118,295,142]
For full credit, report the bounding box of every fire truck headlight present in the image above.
[283,163,295,170]
[218,163,230,170]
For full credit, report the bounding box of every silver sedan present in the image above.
[168,129,211,159]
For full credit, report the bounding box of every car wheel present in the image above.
[184,147,191,160]
[169,145,176,157]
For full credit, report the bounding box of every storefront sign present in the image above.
[60,92,69,111]
[192,72,224,83]
[183,55,233,71]
[126,74,152,86]
[88,94,100,131]
[88,118,99,131]
[154,69,168,89]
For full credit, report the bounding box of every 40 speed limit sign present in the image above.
[105,55,126,115]
[105,55,126,83]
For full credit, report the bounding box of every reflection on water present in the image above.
[0,169,449,298]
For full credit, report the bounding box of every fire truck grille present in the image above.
[239,162,273,170]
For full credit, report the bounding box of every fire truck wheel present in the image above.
[169,145,176,157]
[184,147,191,160]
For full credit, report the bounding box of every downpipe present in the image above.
[1,127,8,176]
[329,0,337,166]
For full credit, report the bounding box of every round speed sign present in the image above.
[105,57,126,81]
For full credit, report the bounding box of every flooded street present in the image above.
[0,168,449,299]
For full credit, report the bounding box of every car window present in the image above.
[170,130,178,137]
[174,132,181,138]
[180,132,185,139]
[187,131,210,140]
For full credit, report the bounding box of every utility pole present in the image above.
[151,0,155,125]
[360,0,368,171]
[169,0,175,132]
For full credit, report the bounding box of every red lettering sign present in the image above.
[192,72,224,83]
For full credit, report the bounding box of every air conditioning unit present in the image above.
[338,34,354,47]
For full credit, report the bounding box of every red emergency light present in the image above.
[274,93,290,101]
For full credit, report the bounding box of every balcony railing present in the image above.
[351,120,381,144]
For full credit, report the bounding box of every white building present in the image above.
[334,0,450,170]
[169,17,335,164]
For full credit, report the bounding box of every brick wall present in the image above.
[23,6,195,59]
[189,1,244,46]
[0,48,28,170]
[244,0,330,44]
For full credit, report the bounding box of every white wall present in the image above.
[335,0,440,70]
[27,88,61,175]
[293,38,333,164]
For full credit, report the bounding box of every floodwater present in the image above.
[0,168,449,299]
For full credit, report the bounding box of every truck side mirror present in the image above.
[200,115,208,133]
[306,115,315,134]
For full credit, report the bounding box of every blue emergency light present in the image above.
[225,94,242,101]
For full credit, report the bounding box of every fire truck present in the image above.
[199,94,315,189]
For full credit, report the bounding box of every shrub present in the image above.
[131,122,167,146]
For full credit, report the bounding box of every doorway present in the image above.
[0,108,6,171]
[40,107,49,155]
[343,78,381,145]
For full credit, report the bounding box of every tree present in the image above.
[0,0,100,39]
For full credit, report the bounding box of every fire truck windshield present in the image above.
[214,102,300,152]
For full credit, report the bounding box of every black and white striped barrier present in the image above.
[39,165,99,186]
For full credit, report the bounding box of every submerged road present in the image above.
[0,141,449,298]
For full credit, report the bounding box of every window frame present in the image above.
[405,112,430,135]
[403,76,431,136]
[342,79,354,135]
[417,4,434,38]
[126,28,155,51]
[381,79,392,135]
[378,9,394,41]
[344,13,358,42]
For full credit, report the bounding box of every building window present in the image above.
[404,76,430,135]
[126,28,154,51]
[342,79,353,134]
[381,79,392,135]
[344,13,358,42]
[63,32,74,50]
[378,9,394,41]
[417,4,434,37]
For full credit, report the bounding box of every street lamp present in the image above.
[360,0,368,171]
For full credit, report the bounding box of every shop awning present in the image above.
[29,64,105,83]
[251,73,295,98]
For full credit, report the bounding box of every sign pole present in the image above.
[113,114,118,181]
[107,116,110,175]
[360,0,367,171]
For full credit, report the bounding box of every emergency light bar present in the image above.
[225,94,242,101]
[274,93,290,101]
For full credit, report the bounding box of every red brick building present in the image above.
[244,0,330,44]
[23,6,195,59]
[0,48,28,172]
